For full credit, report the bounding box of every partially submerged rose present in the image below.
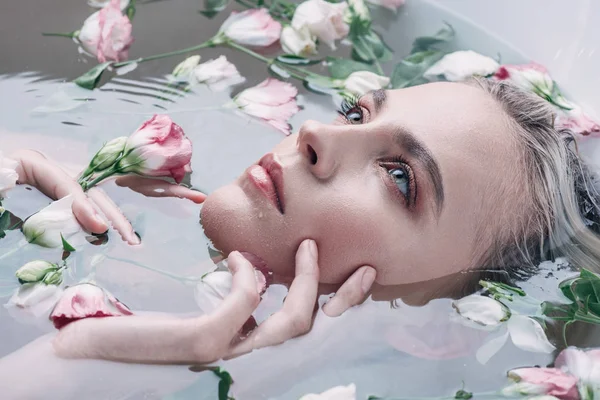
[232,78,301,135]
[78,0,134,63]
[555,347,600,396]
[117,114,193,183]
[502,367,579,399]
[171,55,201,81]
[452,294,555,364]
[217,8,281,47]
[291,0,349,50]
[341,71,390,96]
[424,50,500,82]
[0,151,18,199]
[5,283,64,319]
[22,195,85,248]
[280,25,317,57]
[193,56,246,92]
[50,283,133,329]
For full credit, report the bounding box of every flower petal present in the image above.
[507,315,555,354]
[475,330,509,364]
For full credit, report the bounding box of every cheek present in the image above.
[307,192,390,284]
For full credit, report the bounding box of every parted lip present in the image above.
[258,153,285,214]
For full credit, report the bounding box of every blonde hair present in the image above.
[467,78,600,283]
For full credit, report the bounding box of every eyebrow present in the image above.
[371,89,387,112]
[394,127,445,217]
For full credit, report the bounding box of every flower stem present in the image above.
[81,165,120,191]
[225,40,271,64]
[113,40,216,68]
[42,31,77,38]
[358,36,384,75]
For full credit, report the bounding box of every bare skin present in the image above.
[5,82,524,365]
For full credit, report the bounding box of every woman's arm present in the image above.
[52,243,377,364]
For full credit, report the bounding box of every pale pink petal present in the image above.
[220,9,282,47]
[508,368,579,400]
[50,283,133,329]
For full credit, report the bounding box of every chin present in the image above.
[200,184,296,279]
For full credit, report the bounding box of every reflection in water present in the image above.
[0,3,595,399]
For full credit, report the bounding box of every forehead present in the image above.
[382,82,522,244]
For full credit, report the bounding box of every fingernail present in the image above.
[361,267,376,293]
[306,239,317,259]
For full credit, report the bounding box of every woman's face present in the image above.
[201,82,522,285]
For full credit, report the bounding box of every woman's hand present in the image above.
[11,150,205,245]
[53,240,376,364]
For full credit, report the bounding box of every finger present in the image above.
[211,251,261,339]
[227,240,319,357]
[71,193,109,234]
[87,188,141,245]
[322,266,376,317]
[115,176,207,204]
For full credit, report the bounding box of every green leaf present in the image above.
[200,0,229,18]
[268,63,291,80]
[303,76,339,95]
[411,22,455,53]
[74,62,113,90]
[455,390,473,399]
[125,2,136,20]
[390,50,444,89]
[61,234,76,252]
[350,31,392,63]
[327,57,377,79]
[212,367,234,400]
[276,54,321,66]
[559,278,577,302]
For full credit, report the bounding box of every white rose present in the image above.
[0,151,19,199]
[172,55,201,81]
[343,71,390,96]
[291,0,349,50]
[280,26,317,57]
[424,50,500,82]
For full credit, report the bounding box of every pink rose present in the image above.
[365,0,405,11]
[494,62,554,99]
[555,347,600,395]
[117,114,193,183]
[233,78,300,135]
[556,106,600,138]
[218,9,282,47]
[505,368,580,399]
[50,283,133,329]
[78,0,134,63]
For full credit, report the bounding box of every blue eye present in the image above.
[389,167,410,198]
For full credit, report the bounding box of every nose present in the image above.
[297,120,350,180]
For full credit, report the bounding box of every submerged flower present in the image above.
[299,384,357,400]
[117,115,193,183]
[5,283,64,319]
[365,0,405,11]
[453,294,510,326]
[50,283,133,329]
[452,294,555,364]
[193,56,245,92]
[280,25,317,57]
[172,55,201,81]
[15,260,59,284]
[556,106,600,138]
[424,50,500,82]
[218,9,282,47]
[555,347,600,397]
[232,78,300,135]
[503,368,579,399]
[291,0,349,50]
[78,0,134,63]
[494,62,555,102]
[0,151,18,199]
[22,195,85,248]
[342,71,390,96]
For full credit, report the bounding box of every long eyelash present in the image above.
[336,95,360,117]
[386,155,418,208]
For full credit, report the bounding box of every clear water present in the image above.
[0,0,598,399]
